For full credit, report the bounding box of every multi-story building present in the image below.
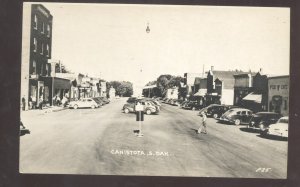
[21,4,53,109]
[206,68,239,105]
[233,71,269,112]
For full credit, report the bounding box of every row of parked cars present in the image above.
[199,104,289,138]
[68,97,110,109]
[162,98,205,110]
[122,97,161,115]
[160,98,288,138]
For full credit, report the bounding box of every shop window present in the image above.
[284,99,288,110]
[44,86,49,102]
[33,15,37,29]
[33,38,37,52]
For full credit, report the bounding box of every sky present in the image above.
[25,3,290,90]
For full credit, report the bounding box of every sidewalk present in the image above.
[21,105,68,115]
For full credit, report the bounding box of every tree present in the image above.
[108,81,133,97]
[55,62,70,73]
[156,75,184,97]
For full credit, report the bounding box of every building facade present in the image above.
[268,76,289,116]
[184,73,203,98]
[166,87,179,99]
[206,70,238,105]
[21,4,53,109]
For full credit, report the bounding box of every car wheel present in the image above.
[124,108,129,114]
[213,113,218,119]
[234,119,241,126]
[73,105,78,109]
[260,130,267,136]
[146,109,151,115]
[91,105,95,109]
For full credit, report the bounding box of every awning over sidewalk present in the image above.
[242,92,262,103]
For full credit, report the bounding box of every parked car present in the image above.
[261,116,288,138]
[123,101,159,115]
[182,101,203,110]
[248,112,282,130]
[174,99,184,106]
[20,121,30,136]
[69,98,99,109]
[198,104,220,115]
[219,108,253,125]
[180,101,190,108]
[207,105,239,119]
[92,97,104,107]
[100,97,110,104]
[127,97,137,103]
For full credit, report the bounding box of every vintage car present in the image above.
[123,101,159,115]
[182,101,204,110]
[206,105,238,119]
[198,104,220,115]
[69,98,99,109]
[248,112,282,130]
[261,116,288,138]
[218,108,254,125]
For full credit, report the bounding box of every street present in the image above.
[20,98,287,178]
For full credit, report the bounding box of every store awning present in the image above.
[242,92,262,103]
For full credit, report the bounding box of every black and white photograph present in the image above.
[19,2,290,178]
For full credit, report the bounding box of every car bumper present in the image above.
[267,129,288,138]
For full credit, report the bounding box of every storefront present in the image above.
[29,75,52,108]
[268,76,289,116]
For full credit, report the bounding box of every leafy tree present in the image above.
[108,81,133,97]
[55,62,70,73]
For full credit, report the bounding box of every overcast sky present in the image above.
[25,3,290,88]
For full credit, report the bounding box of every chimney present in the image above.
[211,66,214,71]
[259,68,263,74]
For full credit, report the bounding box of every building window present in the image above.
[46,44,49,57]
[47,24,50,37]
[41,22,45,33]
[33,38,37,52]
[40,43,43,55]
[45,64,49,76]
[33,15,37,29]
[32,60,36,75]
[40,63,44,76]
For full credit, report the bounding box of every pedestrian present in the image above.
[21,96,26,111]
[28,96,33,109]
[38,96,43,110]
[197,111,207,134]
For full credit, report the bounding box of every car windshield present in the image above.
[278,118,288,123]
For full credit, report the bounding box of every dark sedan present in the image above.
[182,101,204,110]
[248,112,282,131]
[207,105,239,119]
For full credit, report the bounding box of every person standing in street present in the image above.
[197,111,207,134]
[21,96,26,111]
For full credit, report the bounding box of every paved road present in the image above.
[20,98,287,178]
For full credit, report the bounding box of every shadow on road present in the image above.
[256,134,288,141]
[239,127,260,133]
